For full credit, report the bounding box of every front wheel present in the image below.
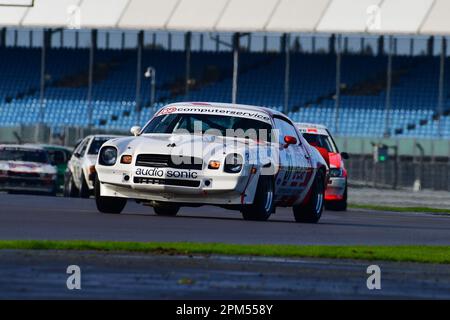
[293,169,325,223]
[95,178,127,214]
[241,175,274,221]
[63,171,78,197]
[79,173,90,198]
[48,184,58,197]
[153,203,180,216]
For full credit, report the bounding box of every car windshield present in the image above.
[0,148,49,163]
[302,133,337,153]
[142,114,273,141]
[46,149,66,165]
[88,138,114,155]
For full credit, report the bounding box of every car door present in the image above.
[273,117,309,205]
[72,138,90,189]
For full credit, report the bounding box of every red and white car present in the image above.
[296,123,349,211]
[0,145,58,195]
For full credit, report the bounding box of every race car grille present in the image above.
[133,177,200,188]
[7,171,40,178]
[135,154,203,170]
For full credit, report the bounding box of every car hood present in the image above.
[0,160,56,174]
[107,134,272,162]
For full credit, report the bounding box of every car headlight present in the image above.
[329,168,344,177]
[99,147,117,166]
[224,153,243,173]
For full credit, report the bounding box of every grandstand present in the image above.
[0,0,450,139]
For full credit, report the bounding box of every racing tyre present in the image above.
[241,175,274,221]
[48,185,58,197]
[325,185,347,211]
[95,178,127,214]
[79,174,90,198]
[293,169,325,223]
[63,171,78,197]
[153,203,180,216]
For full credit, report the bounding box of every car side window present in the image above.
[74,138,88,157]
[326,129,339,153]
[274,118,299,144]
[64,150,72,161]
[79,139,90,157]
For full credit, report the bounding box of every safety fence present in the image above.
[346,155,450,191]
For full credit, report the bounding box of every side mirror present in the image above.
[73,152,81,158]
[130,126,141,136]
[341,152,349,160]
[284,135,297,146]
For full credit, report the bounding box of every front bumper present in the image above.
[325,177,346,201]
[97,165,254,205]
[0,177,56,193]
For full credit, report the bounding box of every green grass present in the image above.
[0,240,449,264]
[349,203,450,214]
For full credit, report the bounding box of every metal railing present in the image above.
[346,155,450,191]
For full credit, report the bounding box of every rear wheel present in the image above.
[241,175,274,221]
[325,185,347,211]
[293,170,325,223]
[79,173,90,198]
[95,178,127,214]
[63,171,78,197]
[153,203,180,216]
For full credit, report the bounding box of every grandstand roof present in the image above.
[0,0,449,35]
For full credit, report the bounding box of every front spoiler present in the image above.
[0,181,55,193]
[96,164,260,205]
[100,182,244,205]
[325,177,346,201]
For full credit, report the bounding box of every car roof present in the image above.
[295,122,328,130]
[25,144,73,151]
[166,102,288,119]
[295,122,330,135]
[87,134,122,138]
[0,144,46,151]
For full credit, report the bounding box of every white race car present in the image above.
[64,134,122,198]
[0,145,58,195]
[95,102,328,222]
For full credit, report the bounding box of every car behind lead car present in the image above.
[95,103,328,223]
[296,123,349,211]
[64,134,122,198]
[0,145,58,195]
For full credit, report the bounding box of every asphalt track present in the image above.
[0,193,450,245]
[1,193,450,299]
[1,250,450,299]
